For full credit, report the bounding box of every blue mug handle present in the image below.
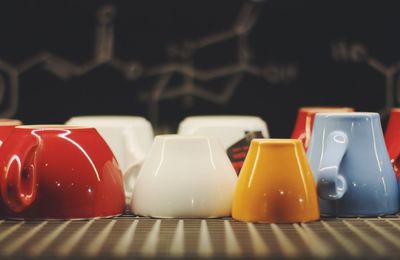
[317,130,348,200]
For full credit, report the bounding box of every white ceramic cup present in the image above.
[178,116,269,174]
[65,116,154,199]
[131,135,237,218]
[177,115,269,148]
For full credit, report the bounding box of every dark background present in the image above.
[0,0,398,136]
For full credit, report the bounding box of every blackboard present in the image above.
[0,0,398,136]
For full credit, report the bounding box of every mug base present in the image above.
[320,210,399,218]
[133,213,230,219]
[232,216,320,224]
[0,213,124,221]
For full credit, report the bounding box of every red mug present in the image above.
[385,108,400,180]
[291,107,354,150]
[0,119,21,145]
[0,125,125,219]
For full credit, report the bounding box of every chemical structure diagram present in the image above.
[142,0,298,123]
[332,41,400,116]
[0,5,143,119]
[0,0,298,125]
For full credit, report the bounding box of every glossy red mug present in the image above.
[0,119,21,145]
[385,108,400,180]
[291,107,354,150]
[0,125,125,219]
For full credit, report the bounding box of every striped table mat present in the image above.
[0,214,399,259]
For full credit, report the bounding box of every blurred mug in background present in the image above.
[178,115,269,174]
[385,108,400,180]
[66,116,154,200]
[291,107,354,150]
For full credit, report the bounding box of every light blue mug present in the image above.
[307,112,399,216]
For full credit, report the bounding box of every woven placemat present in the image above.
[0,214,399,259]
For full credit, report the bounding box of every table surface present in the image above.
[0,213,399,259]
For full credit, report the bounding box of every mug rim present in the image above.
[67,115,151,124]
[315,112,377,117]
[252,138,301,146]
[179,115,267,132]
[0,119,22,126]
[299,107,354,113]
[181,115,264,122]
[16,125,95,130]
[155,134,217,140]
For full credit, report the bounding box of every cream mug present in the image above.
[131,135,237,218]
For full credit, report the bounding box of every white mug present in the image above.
[131,135,237,218]
[178,115,269,174]
[65,116,154,199]
[178,115,269,148]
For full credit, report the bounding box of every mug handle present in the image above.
[317,130,348,200]
[0,136,39,212]
[122,128,146,200]
[124,161,143,201]
[388,144,400,179]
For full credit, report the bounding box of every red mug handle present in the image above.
[391,148,400,180]
[0,135,39,213]
[386,138,400,180]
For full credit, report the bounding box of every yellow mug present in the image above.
[232,139,319,223]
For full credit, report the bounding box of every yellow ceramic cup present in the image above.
[232,139,320,223]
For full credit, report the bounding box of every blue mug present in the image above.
[307,112,399,216]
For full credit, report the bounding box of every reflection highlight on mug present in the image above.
[47,129,101,181]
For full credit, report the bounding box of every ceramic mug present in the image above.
[307,113,399,216]
[0,119,22,145]
[178,115,269,174]
[65,116,154,198]
[232,139,319,223]
[384,108,400,180]
[131,135,237,218]
[291,107,354,150]
[0,125,125,219]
